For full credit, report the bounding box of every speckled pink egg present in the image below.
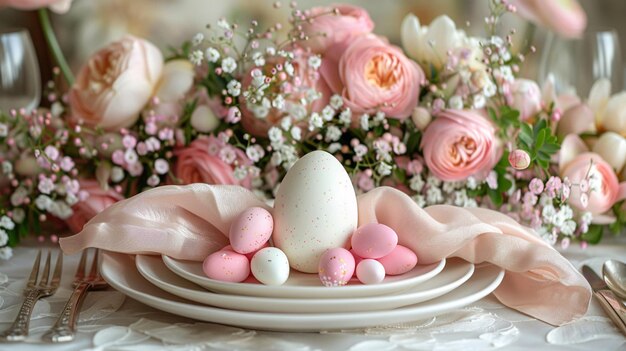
[377,245,418,275]
[229,207,273,254]
[350,249,363,266]
[318,248,355,287]
[351,223,398,259]
[223,242,270,261]
[356,259,386,284]
[202,249,250,282]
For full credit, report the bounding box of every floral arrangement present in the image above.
[0,0,624,260]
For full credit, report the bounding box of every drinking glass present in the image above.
[0,29,41,112]
[538,30,623,97]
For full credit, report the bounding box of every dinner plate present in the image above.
[136,254,474,313]
[101,252,504,332]
[162,255,446,298]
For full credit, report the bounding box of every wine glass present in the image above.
[0,29,41,112]
[538,30,623,97]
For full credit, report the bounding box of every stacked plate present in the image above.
[100,251,504,332]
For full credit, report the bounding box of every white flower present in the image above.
[449,95,463,110]
[246,145,265,162]
[427,175,442,187]
[308,113,323,131]
[412,194,426,207]
[227,80,242,97]
[592,132,626,172]
[360,114,370,131]
[0,123,8,137]
[219,148,237,164]
[233,166,247,180]
[328,143,342,153]
[0,216,14,230]
[560,220,576,236]
[466,176,478,190]
[377,162,393,177]
[354,144,368,158]
[284,62,295,76]
[38,178,55,195]
[325,126,342,142]
[409,175,425,192]
[0,246,12,260]
[2,161,12,175]
[252,51,265,66]
[280,117,292,131]
[272,95,285,110]
[483,82,497,97]
[65,192,78,206]
[453,190,469,207]
[111,166,125,183]
[330,95,343,109]
[308,55,322,69]
[581,212,593,225]
[288,104,307,121]
[290,126,302,141]
[265,47,276,56]
[374,111,386,123]
[124,149,138,164]
[268,127,283,144]
[321,106,335,121]
[473,94,486,109]
[188,50,204,66]
[217,17,230,30]
[221,57,237,73]
[270,152,283,166]
[305,89,321,103]
[206,47,220,62]
[154,159,169,175]
[426,187,444,205]
[552,210,567,227]
[12,208,25,224]
[192,33,204,45]
[10,187,28,207]
[542,205,556,222]
[49,201,73,219]
[339,109,352,125]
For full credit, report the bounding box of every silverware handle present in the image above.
[595,289,626,336]
[0,289,41,342]
[42,281,91,343]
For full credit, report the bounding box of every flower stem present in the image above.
[38,8,74,86]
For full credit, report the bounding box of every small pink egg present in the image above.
[351,223,398,259]
[377,245,418,275]
[350,249,363,266]
[229,207,273,254]
[356,259,386,285]
[202,249,250,283]
[318,248,355,287]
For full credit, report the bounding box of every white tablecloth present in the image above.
[1,239,625,351]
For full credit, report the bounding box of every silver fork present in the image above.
[0,250,63,342]
[42,249,108,343]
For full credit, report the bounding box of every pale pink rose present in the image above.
[65,180,124,233]
[557,103,595,137]
[69,36,163,131]
[421,109,499,181]
[0,0,72,13]
[301,4,374,54]
[240,50,330,136]
[174,135,251,188]
[327,34,423,119]
[509,0,587,38]
[510,79,542,121]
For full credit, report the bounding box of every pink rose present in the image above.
[421,109,499,181]
[301,4,374,54]
[240,50,330,136]
[509,0,586,38]
[0,0,71,13]
[324,34,423,119]
[510,79,542,121]
[69,36,163,131]
[65,180,124,233]
[174,135,251,188]
[559,135,626,221]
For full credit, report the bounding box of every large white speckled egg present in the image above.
[273,151,358,273]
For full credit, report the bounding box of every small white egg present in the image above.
[250,247,290,285]
[356,259,386,285]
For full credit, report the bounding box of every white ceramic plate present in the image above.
[101,252,504,332]
[161,255,446,298]
[136,255,474,313]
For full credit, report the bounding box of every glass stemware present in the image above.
[538,30,623,97]
[0,29,41,112]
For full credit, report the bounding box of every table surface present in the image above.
[0,240,625,351]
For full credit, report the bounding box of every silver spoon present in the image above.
[603,260,626,300]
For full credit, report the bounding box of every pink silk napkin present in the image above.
[59,184,591,326]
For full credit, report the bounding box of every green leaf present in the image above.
[405,131,422,154]
[535,128,546,150]
[581,225,603,244]
[487,189,503,207]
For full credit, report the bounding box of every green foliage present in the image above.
[517,119,560,171]
[582,224,603,244]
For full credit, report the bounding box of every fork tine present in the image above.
[39,251,52,286]
[75,250,88,280]
[88,249,100,278]
[50,252,63,287]
[26,250,42,288]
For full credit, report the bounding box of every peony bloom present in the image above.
[326,34,423,119]
[65,180,124,233]
[559,134,626,222]
[0,0,72,13]
[509,79,542,121]
[592,132,626,173]
[174,135,252,188]
[421,109,499,181]
[69,36,163,131]
[300,4,374,54]
[240,50,330,137]
[509,0,587,38]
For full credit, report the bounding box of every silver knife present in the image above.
[582,265,626,336]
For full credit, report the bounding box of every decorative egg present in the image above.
[229,207,273,254]
[377,245,418,275]
[318,248,355,287]
[250,247,290,285]
[273,151,358,273]
[356,259,386,285]
[350,249,363,266]
[351,223,398,259]
[202,249,250,283]
[222,243,270,261]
